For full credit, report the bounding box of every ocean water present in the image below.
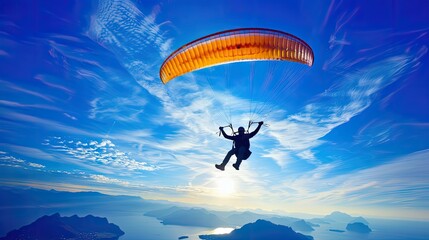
[307,218,429,240]
[106,214,429,240]
[107,214,213,240]
[365,218,429,240]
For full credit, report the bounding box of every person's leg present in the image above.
[216,148,235,170]
[223,148,236,165]
[232,147,246,170]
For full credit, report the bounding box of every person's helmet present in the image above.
[238,127,245,133]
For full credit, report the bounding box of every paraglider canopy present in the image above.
[159,28,314,84]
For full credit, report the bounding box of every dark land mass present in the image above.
[346,222,372,233]
[199,219,313,240]
[0,213,124,240]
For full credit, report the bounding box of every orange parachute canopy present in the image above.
[159,28,314,84]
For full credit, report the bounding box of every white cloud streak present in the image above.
[1,111,102,138]
[0,99,61,111]
[283,149,429,207]
[0,80,55,102]
[89,174,129,185]
[34,74,74,95]
[46,137,157,172]
[0,144,56,161]
[0,151,46,169]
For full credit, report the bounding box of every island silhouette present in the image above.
[0,213,124,240]
[346,222,372,233]
[199,219,313,240]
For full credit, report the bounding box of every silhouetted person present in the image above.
[216,121,264,171]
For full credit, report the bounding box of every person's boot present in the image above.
[232,163,239,170]
[215,164,225,171]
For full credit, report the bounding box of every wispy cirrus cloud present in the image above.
[88,88,148,122]
[43,33,153,124]
[34,74,74,95]
[0,80,55,102]
[261,148,294,168]
[0,49,9,56]
[283,149,429,208]
[0,99,61,111]
[1,111,101,137]
[88,0,173,100]
[0,144,56,161]
[354,119,396,147]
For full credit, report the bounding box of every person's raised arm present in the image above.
[249,121,264,138]
[220,127,234,140]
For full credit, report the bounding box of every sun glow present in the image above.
[215,176,236,197]
[211,227,235,235]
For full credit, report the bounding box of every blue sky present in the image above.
[0,0,428,220]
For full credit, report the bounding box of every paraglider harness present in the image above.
[218,121,264,160]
